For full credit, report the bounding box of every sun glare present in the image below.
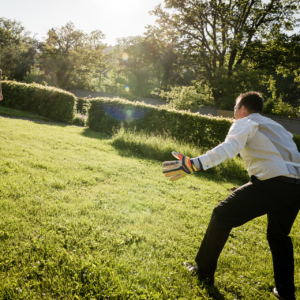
[122,53,129,61]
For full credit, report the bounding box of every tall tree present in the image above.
[0,18,38,80]
[150,0,300,106]
[39,22,106,89]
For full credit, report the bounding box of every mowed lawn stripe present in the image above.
[0,116,299,299]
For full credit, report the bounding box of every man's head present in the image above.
[234,91,264,120]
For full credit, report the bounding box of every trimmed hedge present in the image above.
[1,81,76,123]
[87,98,234,149]
[293,134,300,152]
[76,97,90,115]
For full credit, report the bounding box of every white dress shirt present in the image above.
[191,113,300,180]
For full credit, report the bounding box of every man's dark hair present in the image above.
[236,91,264,113]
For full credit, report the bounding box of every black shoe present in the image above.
[272,288,296,300]
[182,262,214,285]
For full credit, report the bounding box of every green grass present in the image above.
[0,106,50,121]
[111,128,250,183]
[0,114,299,299]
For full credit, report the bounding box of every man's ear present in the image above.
[241,105,250,116]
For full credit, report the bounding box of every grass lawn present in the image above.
[0,113,299,299]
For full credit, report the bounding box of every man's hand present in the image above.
[162,151,200,181]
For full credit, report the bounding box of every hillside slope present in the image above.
[0,116,299,299]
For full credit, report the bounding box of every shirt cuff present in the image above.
[191,154,214,171]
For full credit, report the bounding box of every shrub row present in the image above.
[1,81,76,123]
[2,82,300,152]
[76,97,90,115]
[87,98,234,149]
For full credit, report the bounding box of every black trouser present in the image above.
[195,176,300,298]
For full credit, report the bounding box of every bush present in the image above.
[87,97,233,149]
[293,133,300,152]
[72,114,87,126]
[76,98,90,115]
[152,85,214,110]
[2,81,76,123]
[23,66,58,87]
[263,97,299,118]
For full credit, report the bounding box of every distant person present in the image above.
[163,92,300,300]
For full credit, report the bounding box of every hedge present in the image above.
[1,81,76,123]
[87,98,234,149]
[76,97,90,115]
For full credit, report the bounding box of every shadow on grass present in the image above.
[203,284,226,300]
[77,127,247,187]
[0,114,71,127]
[80,128,112,141]
[110,134,248,187]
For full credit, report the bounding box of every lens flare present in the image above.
[122,53,129,61]
[101,104,148,123]
[125,85,130,92]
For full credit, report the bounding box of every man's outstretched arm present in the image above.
[163,117,258,181]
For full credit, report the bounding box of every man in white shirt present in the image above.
[163,92,300,300]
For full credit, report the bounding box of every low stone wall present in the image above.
[198,106,218,116]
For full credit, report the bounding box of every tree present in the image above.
[38,22,106,89]
[117,36,163,97]
[151,0,300,106]
[0,18,38,80]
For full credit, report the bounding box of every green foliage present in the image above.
[76,97,90,115]
[151,0,300,106]
[24,65,58,87]
[0,18,39,81]
[87,97,233,149]
[264,98,299,118]
[263,75,299,118]
[72,114,87,126]
[210,65,268,110]
[293,133,300,152]
[153,84,214,110]
[118,37,163,97]
[246,33,300,74]
[38,22,106,90]
[1,81,76,123]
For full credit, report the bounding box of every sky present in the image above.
[2,0,165,46]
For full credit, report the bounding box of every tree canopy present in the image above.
[150,0,300,106]
[1,1,300,115]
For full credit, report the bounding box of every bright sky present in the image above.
[2,0,165,46]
